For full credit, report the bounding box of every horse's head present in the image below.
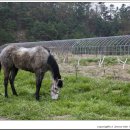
[51,79,63,100]
[47,54,63,99]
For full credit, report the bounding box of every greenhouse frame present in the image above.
[0,35,130,56]
[71,35,130,55]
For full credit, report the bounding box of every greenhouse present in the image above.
[71,35,130,55]
[0,35,130,56]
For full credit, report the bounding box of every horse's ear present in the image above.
[57,79,63,88]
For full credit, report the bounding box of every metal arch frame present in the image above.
[8,35,130,56]
[71,35,130,55]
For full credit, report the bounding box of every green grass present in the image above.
[80,58,99,66]
[70,56,130,66]
[69,57,117,66]
[79,57,118,66]
[0,71,130,120]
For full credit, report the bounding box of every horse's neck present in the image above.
[47,54,61,80]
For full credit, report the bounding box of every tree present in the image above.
[0,2,130,45]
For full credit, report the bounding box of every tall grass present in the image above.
[0,70,130,120]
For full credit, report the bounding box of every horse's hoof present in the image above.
[5,95,8,98]
[36,96,40,101]
[13,93,18,96]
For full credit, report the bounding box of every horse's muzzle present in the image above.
[51,85,59,100]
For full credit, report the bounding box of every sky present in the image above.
[105,2,130,8]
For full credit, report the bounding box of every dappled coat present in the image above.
[0,45,50,73]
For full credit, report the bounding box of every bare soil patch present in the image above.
[59,55,130,81]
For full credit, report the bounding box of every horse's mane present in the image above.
[47,54,61,80]
[42,46,50,53]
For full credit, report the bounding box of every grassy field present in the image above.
[0,70,130,120]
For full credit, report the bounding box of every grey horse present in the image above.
[0,44,63,100]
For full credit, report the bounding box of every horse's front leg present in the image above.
[3,69,10,98]
[9,67,18,96]
[35,73,44,100]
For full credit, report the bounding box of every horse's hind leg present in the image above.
[9,67,18,96]
[3,69,10,98]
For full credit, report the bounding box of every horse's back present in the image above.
[12,45,50,72]
[13,46,49,62]
[0,45,50,72]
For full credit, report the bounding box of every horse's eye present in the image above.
[55,87,58,90]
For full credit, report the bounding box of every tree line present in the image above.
[0,2,130,45]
